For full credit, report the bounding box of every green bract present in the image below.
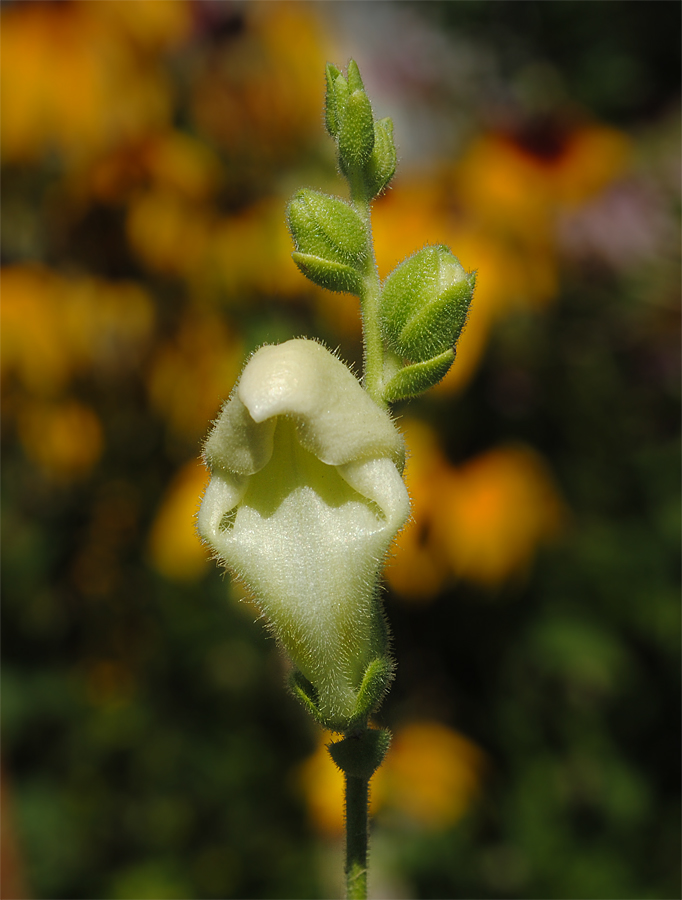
[380,245,475,364]
[198,339,410,731]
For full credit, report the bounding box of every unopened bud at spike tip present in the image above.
[338,89,375,168]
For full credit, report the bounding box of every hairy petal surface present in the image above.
[198,339,409,724]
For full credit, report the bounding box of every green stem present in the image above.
[329,727,391,900]
[349,176,385,407]
[344,770,370,900]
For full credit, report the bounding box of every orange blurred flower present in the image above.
[298,720,486,835]
[18,399,103,482]
[453,124,632,234]
[1,1,186,164]
[385,419,452,601]
[190,3,330,166]
[433,444,566,590]
[147,458,211,582]
[387,421,565,598]
[384,721,486,830]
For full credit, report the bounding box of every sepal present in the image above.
[328,727,391,780]
[324,63,343,136]
[346,59,366,92]
[365,117,397,198]
[382,349,455,403]
[289,653,395,732]
[291,252,363,295]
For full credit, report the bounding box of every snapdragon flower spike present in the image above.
[198,339,410,731]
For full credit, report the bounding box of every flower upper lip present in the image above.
[205,338,406,475]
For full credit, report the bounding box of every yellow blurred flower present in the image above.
[126,188,214,279]
[298,721,486,835]
[433,444,566,589]
[207,198,303,300]
[95,0,190,52]
[18,399,103,481]
[1,268,74,396]
[384,721,486,830]
[146,307,242,442]
[147,458,211,582]
[1,1,182,164]
[1,266,155,397]
[143,131,224,201]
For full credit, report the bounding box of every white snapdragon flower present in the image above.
[198,339,409,728]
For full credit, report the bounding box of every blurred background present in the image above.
[1,2,680,898]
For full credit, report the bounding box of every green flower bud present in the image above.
[287,188,366,264]
[365,117,397,199]
[338,88,375,169]
[287,188,367,294]
[380,245,475,363]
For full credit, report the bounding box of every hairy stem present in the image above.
[344,769,370,900]
[349,177,385,407]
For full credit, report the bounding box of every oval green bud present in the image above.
[365,117,397,198]
[380,245,475,363]
[287,188,366,265]
[338,89,375,168]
